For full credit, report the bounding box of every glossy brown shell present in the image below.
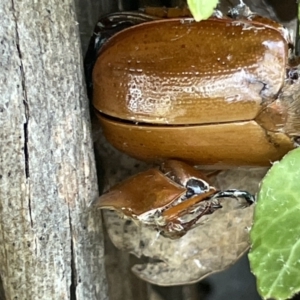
[97,168,186,216]
[98,116,293,166]
[93,17,297,166]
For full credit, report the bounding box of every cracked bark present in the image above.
[0,0,108,299]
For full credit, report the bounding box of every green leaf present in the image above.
[187,0,218,21]
[249,148,300,300]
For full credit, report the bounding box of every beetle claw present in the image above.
[213,189,255,205]
[160,202,212,239]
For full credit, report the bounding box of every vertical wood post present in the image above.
[0,0,108,299]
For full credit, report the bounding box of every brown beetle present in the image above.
[93,160,254,239]
[91,7,300,167]
[87,6,300,239]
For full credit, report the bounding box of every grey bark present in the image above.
[0,0,108,299]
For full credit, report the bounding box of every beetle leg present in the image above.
[160,189,254,238]
[161,200,220,239]
[161,189,217,221]
[212,189,255,204]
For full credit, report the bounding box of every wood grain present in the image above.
[0,0,108,299]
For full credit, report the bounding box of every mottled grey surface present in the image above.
[0,0,109,299]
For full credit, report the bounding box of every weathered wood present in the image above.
[0,0,108,299]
